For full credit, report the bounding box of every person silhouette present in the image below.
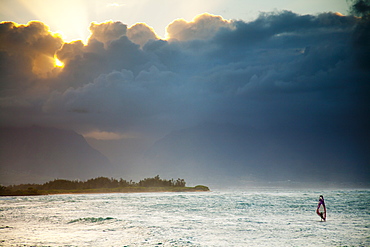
[316,195,326,221]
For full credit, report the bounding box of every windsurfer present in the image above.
[316,195,326,221]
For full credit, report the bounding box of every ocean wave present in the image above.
[68,217,115,224]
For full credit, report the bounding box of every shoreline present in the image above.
[0,185,210,197]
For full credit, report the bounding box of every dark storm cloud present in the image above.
[349,0,370,70]
[0,11,369,140]
[0,21,63,90]
[42,67,183,131]
[350,0,370,17]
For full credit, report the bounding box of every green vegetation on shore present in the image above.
[0,176,210,196]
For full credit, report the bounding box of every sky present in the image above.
[1,0,351,41]
[0,0,369,184]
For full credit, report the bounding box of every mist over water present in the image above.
[1,189,369,246]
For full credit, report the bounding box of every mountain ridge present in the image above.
[0,126,113,185]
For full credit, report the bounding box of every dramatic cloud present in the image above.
[0,11,369,169]
[89,21,127,46]
[350,0,370,17]
[127,23,159,47]
[166,13,234,41]
[0,21,63,86]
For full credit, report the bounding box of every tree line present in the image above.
[0,175,187,195]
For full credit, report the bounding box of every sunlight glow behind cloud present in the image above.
[54,56,64,68]
[16,0,90,42]
[0,0,349,42]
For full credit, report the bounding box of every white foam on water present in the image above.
[0,189,369,246]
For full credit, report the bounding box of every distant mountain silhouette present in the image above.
[0,126,112,185]
[143,123,369,183]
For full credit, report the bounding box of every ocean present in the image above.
[1,189,369,246]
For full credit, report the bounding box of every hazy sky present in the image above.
[1,0,369,183]
[1,0,350,41]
